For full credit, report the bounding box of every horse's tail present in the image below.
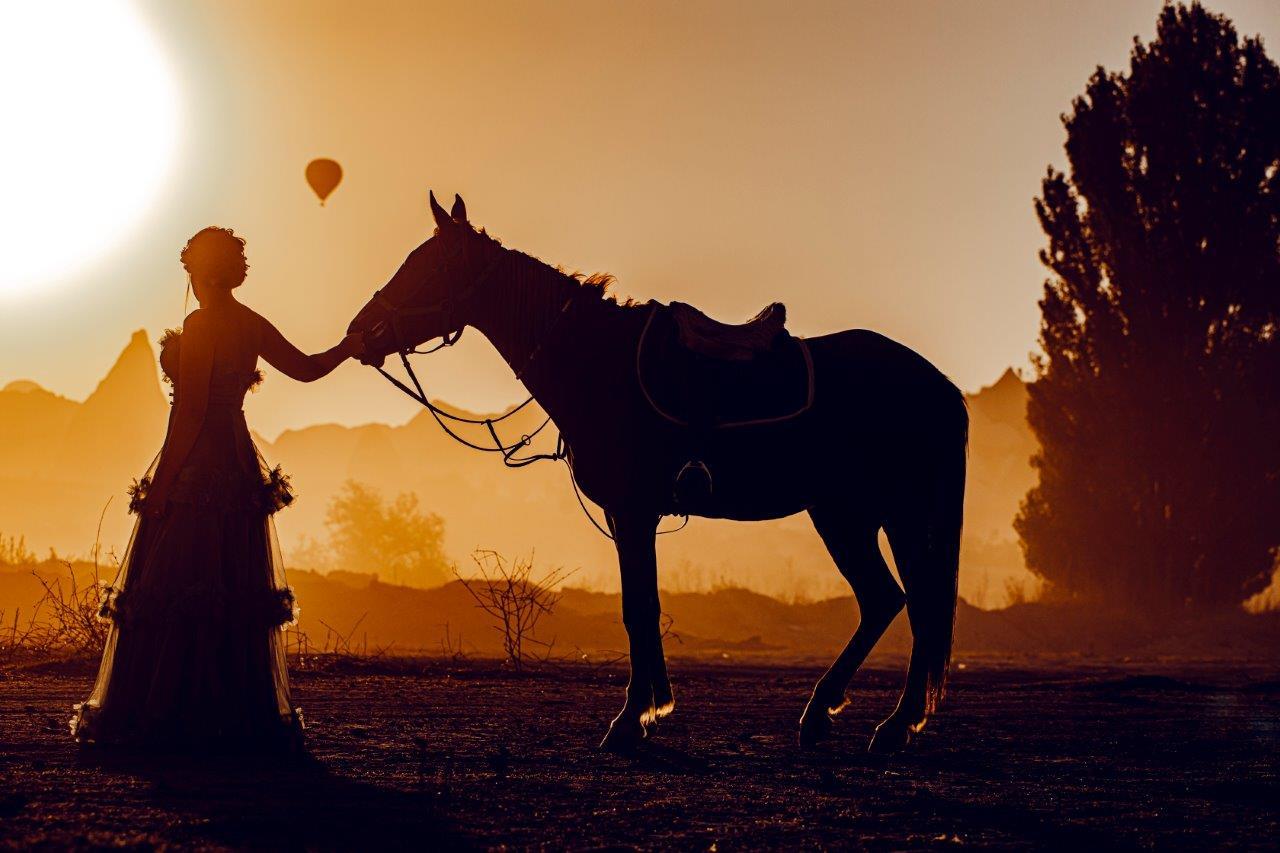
[917,390,967,716]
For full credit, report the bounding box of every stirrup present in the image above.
[674,460,713,508]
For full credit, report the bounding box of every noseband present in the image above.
[364,244,564,471]
[368,242,505,357]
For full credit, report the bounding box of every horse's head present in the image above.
[348,190,490,367]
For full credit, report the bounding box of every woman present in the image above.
[71,226,362,751]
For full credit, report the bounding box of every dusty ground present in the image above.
[1,659,1277,850]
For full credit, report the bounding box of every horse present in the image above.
[348,192,968,755]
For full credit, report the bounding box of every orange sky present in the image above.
[4,0,1280,438]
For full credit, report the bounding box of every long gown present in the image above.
[71,318,303,752]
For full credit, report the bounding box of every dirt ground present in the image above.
[1,659,1276,850]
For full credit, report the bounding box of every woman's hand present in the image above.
[340,331,366,361]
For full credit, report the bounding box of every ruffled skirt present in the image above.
[71,437,303,753]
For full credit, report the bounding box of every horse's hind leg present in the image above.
[798,504,905,749]
[867,517,936,755]
[870,443,964,754]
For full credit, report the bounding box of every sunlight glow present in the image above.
[0,1,180,299]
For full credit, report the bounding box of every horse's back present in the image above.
[806,329,959,396]
[804,328,967,448]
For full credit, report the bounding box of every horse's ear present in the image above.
[429,190,452,231]
[450,194,468,224]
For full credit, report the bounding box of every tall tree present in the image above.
[1017,3,1280,612]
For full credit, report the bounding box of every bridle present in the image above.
[365,242,562,468]
[367,240,489,358]
[361,236,690,540]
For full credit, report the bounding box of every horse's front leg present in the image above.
[600,509,666,752]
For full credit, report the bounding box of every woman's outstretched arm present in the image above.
[259,315,363,382]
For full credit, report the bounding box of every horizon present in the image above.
[0,326,1032,441]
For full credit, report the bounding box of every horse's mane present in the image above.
[473,227,638,308]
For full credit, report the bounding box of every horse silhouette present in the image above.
[349,192,968,755]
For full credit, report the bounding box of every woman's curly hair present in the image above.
[181,226,248,289]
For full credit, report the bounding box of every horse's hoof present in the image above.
[599,718,646,754]
[867,720,912,755]
[652,683,675,720]
[797,708,832,749]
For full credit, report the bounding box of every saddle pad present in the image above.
[636,304,815,429]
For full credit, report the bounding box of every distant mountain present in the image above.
[0,382,78,478]
[0,332,1039,605]
[62,330,168,485]
[0,331,167,555]
[960,368,1040,604]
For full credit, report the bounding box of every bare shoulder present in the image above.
[181,307,214,338]
[243,306,284,345]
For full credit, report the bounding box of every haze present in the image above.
[4,0,1280,440]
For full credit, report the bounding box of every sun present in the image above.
[0,1,181,299]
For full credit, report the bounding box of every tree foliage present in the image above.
[324,480,450,588]
[1017,3,1280,612]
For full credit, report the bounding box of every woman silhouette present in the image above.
[71,227,362,751]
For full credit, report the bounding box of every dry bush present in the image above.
[0,559,114,665]
[0,607,42,667]
[455,550,575,671]
[27,561,112,658]
[1,504,118,664]
[437,622,470,662]
[284,612,394,670]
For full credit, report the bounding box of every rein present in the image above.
[376,349,562,468]
[367,245,558,466]
[366,245,689,539]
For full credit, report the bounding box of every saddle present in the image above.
[671,301,787,362]
[637,301,814,429]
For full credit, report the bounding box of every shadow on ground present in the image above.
[1,659,1277,849]
[76,750,460,850]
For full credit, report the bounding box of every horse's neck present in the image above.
[469,252,636,435]
[469,252,568,375]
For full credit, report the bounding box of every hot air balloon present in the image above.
[305,158,342,205]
